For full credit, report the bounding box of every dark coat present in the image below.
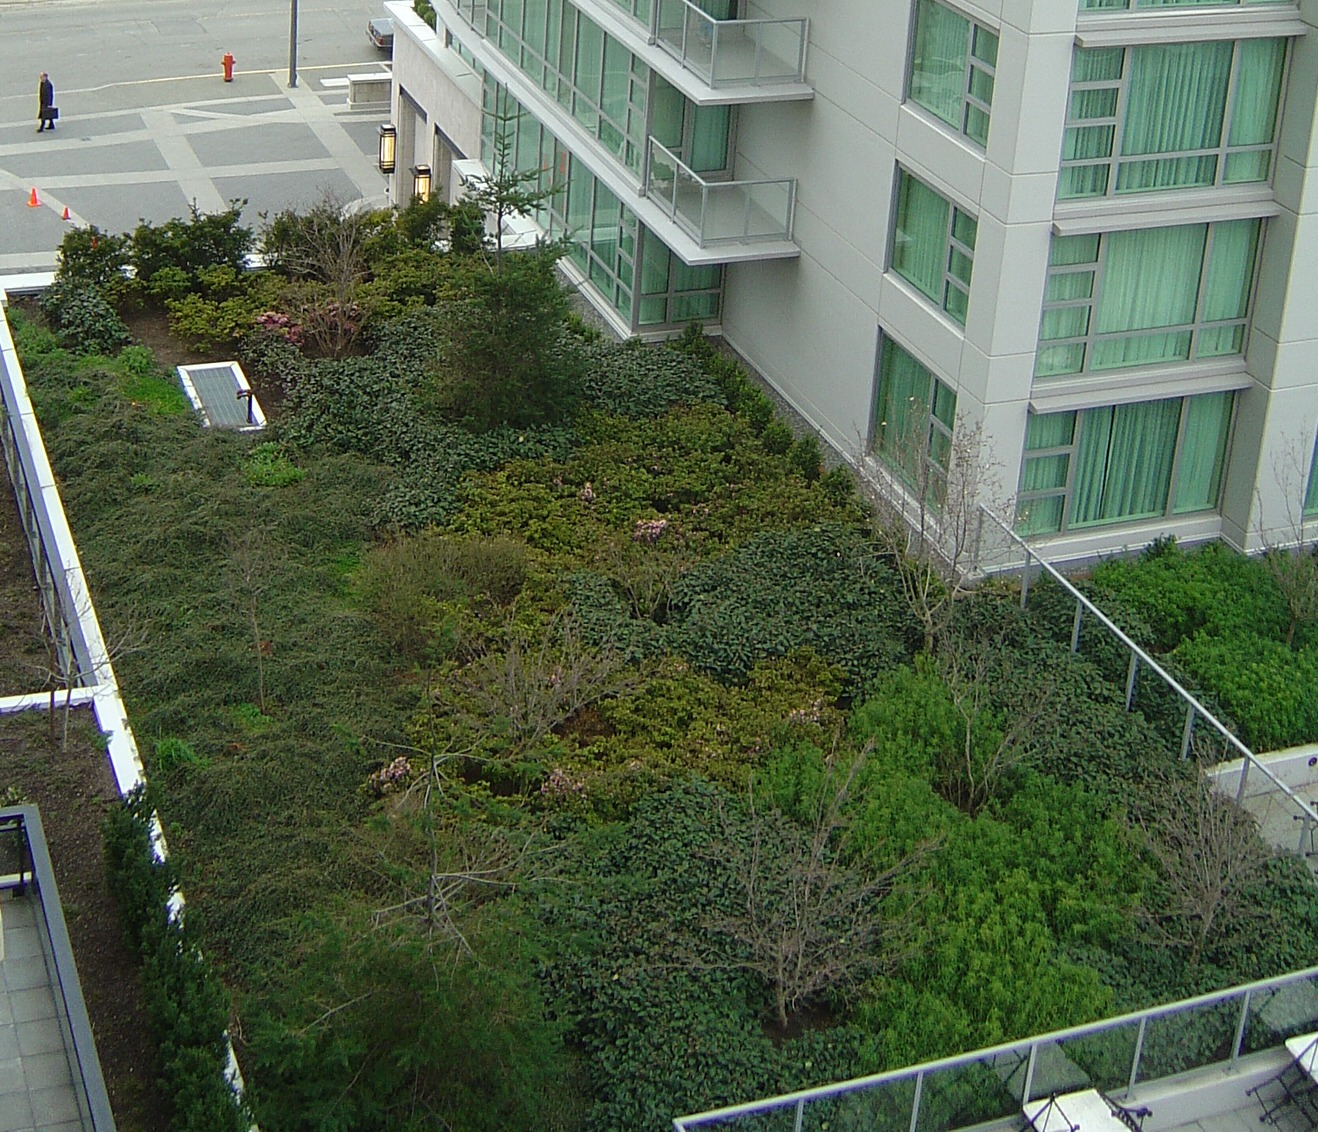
[38,77,54,119]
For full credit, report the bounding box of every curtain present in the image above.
[893,172,950,305]
[1173,393,1233,513]
[875,340,932,479]
[689,103,730,172]
[1118,41,1231,192]
[1092,224,1205,370]
[1226,38,1285,183]
[1072,399,1181,526]
[1306,436,1318,517]
[1199,219,1260,356]
[910,0,968,131]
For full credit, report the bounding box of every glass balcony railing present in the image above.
[645,138,795,247]
[652,0,807,87]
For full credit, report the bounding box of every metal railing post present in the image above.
[1180,705,1195,761]
[1124,653,1138,711]
[1021,547,1032,608]
[908,1071,924,1132]
[709,17,719,84]
[1231,990,1252,1065]
[1021,1043,1039,1105]
[1236,757,1251,803]
[1128,1016,1147,1092]
[793,1097,804,1132]
[1070,598,1083,654]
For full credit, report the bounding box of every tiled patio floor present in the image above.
[0,893,88,1132]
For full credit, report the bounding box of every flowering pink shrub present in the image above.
[632,517,669,544]
[256,310,305,346]
[367,756,412,796]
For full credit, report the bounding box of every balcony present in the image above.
[650,0,808,89]
[644,138,795,248]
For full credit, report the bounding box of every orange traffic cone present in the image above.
[27,187,39,208]
[61,206,70,221]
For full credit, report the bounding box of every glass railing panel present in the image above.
[644,138,795,247]
[652,0,806,87]
[914,1055,1020,1131]
[1242,973,1318,1055]
[1047,1024,1141,1099]
[1137,997,1240,1084]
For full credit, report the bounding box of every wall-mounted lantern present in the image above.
[378,124,397,174]
[411,164,432,202]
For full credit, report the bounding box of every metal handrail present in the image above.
[650,0,807,87]
[977,506,1318,848]
[673,963,1318,1130]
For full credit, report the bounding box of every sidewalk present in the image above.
[0,66,390,272]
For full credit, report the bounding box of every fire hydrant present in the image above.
[222,53,235,82]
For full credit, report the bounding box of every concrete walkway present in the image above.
[0,66,390,273]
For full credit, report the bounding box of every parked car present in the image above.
[368,16,393,50]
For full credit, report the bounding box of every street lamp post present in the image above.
[288,0,300,88]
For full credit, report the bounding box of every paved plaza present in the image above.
[0,65,390,273]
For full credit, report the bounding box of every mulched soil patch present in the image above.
[122,306,290,418]
[0,490,53,697]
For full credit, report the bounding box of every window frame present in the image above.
[1060,38,1288,200]
[1015,393,1236,536]
[906,0,1000,149]
[890,167,978,327]
[1035,219,1264,379]
[873,336,959,506]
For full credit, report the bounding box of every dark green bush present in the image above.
[131,201,254,292]
[54,224,132,304]
[579,339,721,417]
[39,281,132,355]
[664,524,916,684]
[103,788,246,1131]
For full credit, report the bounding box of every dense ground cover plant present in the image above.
[18,200,1318,1131]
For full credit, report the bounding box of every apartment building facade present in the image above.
[384,0,1318,563]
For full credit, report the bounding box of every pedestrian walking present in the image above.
[37,72,55,132]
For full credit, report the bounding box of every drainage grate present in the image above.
[176,362,266,430]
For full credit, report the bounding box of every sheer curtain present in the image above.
[1173,393,1233,513]
[875,341,931,479]
[1226,38,1285,183]
[910,0,968,130]
[1072,399,1181,526]
[1199,219,1260,356]
[1119,41,1231,192]
[893,173,949,304]
[1092,224,1206,369]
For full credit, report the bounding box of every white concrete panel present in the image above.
[1000,0,1081,36]
[895,107,989,205]
[877,276,970,380]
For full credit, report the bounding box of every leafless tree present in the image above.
[1130,774,1274,968]
[371,744,557,966]
[1256,438,1318,647]
[450,610,639,754]
[229,530,282,715]
[932,626,1053,818]
[704,741,933,1028]
[860,412,1004,654]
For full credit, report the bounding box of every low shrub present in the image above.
[39,281,131,355]
[103,787,246,1131]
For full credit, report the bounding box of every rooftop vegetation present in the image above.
[8,194,1318,1131]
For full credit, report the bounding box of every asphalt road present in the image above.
[0,0,396,271]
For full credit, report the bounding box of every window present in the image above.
[1036,219,1261,378]
[891,169,977,326]
[873,337,957,503]
[1081,0,1286,9]
[1016,392,1233,535]
[1306,436,1318,518]
[1062,38,1286,198]
[908,0,999,147]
